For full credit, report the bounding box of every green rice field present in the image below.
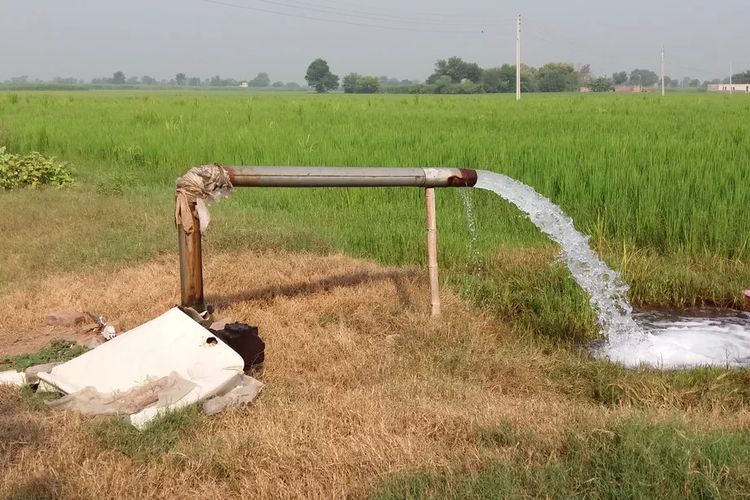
[1,90,749,340]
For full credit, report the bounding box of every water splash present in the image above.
[474,170,750,369]
[474,170,644,344]
[618,308,750,369]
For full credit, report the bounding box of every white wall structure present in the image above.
[707,83,750,93]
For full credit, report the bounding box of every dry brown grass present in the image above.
[0,250,747,498]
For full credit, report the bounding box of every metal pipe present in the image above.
[177,200,205,312]
[226,166,478,188]
[178,166,478,313]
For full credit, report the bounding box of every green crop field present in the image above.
[1,90,749,340]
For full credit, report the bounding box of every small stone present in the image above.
[45,311,86,327]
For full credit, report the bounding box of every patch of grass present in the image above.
[20,385,62,411]
[0,340,88,371]
[3,474,63,500]
[474,420,523,448]
[373,419,750,499]
[561,360,750,410]
[89,405,202,461]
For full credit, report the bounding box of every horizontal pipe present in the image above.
[225,167,477,188]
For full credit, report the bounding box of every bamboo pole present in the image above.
[425,188,441,317]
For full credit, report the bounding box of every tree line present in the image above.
[4,72,304,89]
[304,57,750,94]
[5,63,749,93]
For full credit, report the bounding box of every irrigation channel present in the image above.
[474,171,750,370]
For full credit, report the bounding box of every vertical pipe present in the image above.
[425,188,441,317]
[178,200,206,312]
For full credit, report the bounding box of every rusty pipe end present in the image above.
[448,168,478,187]
[424,168,478,188]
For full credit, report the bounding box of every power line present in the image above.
[247,0,509,26]
[287,0,504,23]
[198,0,497,33]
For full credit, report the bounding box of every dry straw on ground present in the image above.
[0,250,745,498]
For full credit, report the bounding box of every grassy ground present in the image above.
[1,91,750,497]
[2,252,750,498]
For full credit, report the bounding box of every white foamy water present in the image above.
[474,170,750,369]
[610,309,750,369]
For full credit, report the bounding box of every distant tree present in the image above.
[689,78,700,88]
[126,76,139,84]
[10,75,29,84]
[629,69,659,87]
[612,71,628,85]
[480,64,535,93]
[272,81,284,87]
[52,77,79,85]
[249,72,270,87]
[342,73,360,93]
[428,56,482,84]
[589,76,614,92]
[681,76,692,88]
[187,77,201,86]
[112,71,126,84]
[141,75,157,85]
[356,75,379,93]
[460,80,480,94]
[285,81,301,89]
[305,59,339,93]
[431,75,454,93]
[210,75,223,86]
[175,73,187,85]
[342,73,380,93]
[536,63,577,92]
[732,70,750,84]
[575,64,592,87]
[480,67,505,93]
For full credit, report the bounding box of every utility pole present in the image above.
[661,46,666,97]
[516,14,521,101]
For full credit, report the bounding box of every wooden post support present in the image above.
[178,200,206,312]
[425,187,441,317]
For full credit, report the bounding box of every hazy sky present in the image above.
[2,0,747,83]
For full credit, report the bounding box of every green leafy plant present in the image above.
[0,340,89,371]
[0,147,74,190]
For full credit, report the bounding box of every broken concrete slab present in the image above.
[36,308,260,429]
[203,375,263,416]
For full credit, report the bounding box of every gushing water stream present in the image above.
[474,170,750,369]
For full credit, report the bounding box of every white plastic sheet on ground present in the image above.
[36,308,261,429]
